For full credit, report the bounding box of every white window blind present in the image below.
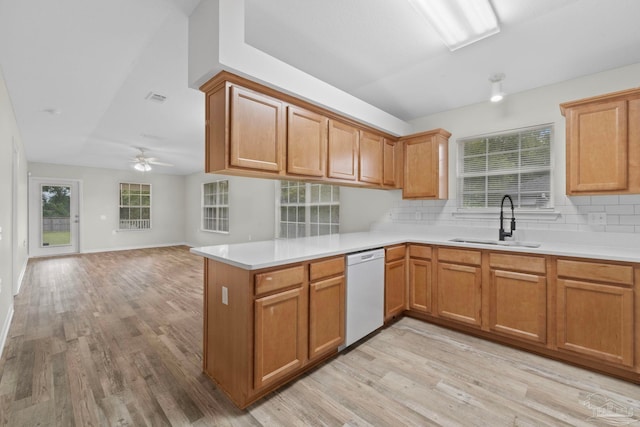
[458,124,552,209]
[202,180,229,233]
[277,181,340,239]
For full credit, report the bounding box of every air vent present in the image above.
[145,92,167,103]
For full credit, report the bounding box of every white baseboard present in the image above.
[81,242,191,254]
[0,303,14,361]
[14,257,28,295]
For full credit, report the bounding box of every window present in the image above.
[202,180,229,233]
[458,124,552,209]
[277,181,340,239]
[119,183,151,230]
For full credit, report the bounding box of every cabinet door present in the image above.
[287,106,328,177]
[409,258,432,313]
[566,100,628,193]
[328,120,358,181]
[385,259,406,320]
[437,263,482,327]
[230,86,285,172]
[359,131,383,185]
[557,279,633,367]
[309,276,345,360]
[489,270,546,344]
[383,138,400,188]
[254,287,306,389]
[402,131,449,199]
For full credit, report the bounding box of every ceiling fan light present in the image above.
[408,0,500,51]
[134,162,152,172]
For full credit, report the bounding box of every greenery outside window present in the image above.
[277,181,340,239]
[119,183,151,230]
[458,124,552,209]
[202,180,229,233]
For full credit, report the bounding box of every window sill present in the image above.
[201,229,230,235]
[452,208,560,221]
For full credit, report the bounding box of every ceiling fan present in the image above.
[130,147,173,172]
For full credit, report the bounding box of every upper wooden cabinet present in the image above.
[205,82,286,175]
[328,119,359,181]
[561,87,640,195]
[383,138,402,188]
[287,106,328,177]
[359,131,383,185]
[401,129,450,199]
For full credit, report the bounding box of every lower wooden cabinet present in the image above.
[254,286,306,389]
[203,255,345,409]
[408,245,433,314]
[385,245,406,320]
[309,275,345,360]
[556,258,635,368]
[436,248,482,327]
[488,253,547,344]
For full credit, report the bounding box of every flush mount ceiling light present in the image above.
[489,73,505,102]
[134,161,152,172]
[408,0,500,51]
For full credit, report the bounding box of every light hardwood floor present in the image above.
[0,246,638,426]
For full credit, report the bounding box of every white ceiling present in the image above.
[2,0,640,175]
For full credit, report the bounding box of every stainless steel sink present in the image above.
[449,238,541,248]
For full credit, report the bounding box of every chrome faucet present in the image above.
[499,195,516,241]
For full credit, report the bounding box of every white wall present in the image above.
[0,66,29,357]
[383,62,640,237]
[184,172,276,246]
[28,163,186,253]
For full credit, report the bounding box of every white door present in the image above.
[29,178,80,257]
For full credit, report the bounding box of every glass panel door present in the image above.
[29,178,79,257]
[41,185,72,247]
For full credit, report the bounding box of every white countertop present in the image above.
[190,229,640,270]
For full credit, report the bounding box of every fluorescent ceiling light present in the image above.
[408,0,500,51]
[134,162,152,172]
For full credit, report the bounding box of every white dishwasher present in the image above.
[340,248,385,350]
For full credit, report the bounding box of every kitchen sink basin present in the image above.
[449,238,541,248]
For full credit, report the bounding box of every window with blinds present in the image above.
[458,124,552,209]
[202,180,229,233]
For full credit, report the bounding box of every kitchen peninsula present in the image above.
[191,229,640,408]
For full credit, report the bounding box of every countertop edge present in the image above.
[190,232,640,270]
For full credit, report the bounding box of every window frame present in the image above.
[118,182,152,231]
[201,180,230,234]
[456,124,554,213]
[275,180,340,239]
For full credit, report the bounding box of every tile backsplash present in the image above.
[386,194,640,234]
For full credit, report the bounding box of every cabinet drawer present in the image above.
[490,253,545,274]
[409,244,431,260]
[385,245,406,262]
[255,265,305,296]
[438,248,481,266]
[557,259,633,287]
[309,256,344,282]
